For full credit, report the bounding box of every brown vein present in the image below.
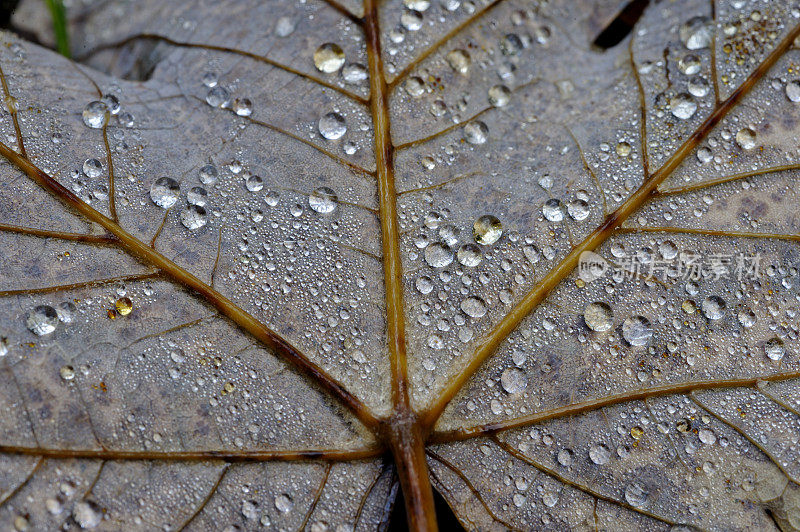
[298,463,333,531]
[150,208,171,248]
[354,465,386,529]
[564,125,608,216]
[421,20,800,429]
[388,0,508,89]
[79,34,368,105]
[491,436,681,527]
[430,370,800,442]
[0,457,43,507]
[757,381,800,418]
[0,445,384,462]
[690,392,800,485]
[0,223,116,244]
[617,225,800,241]
[0,62,26,157]
[394,107,491,151]
[0,272,161,297]
[319,0,364,25]
[656,163,800,195]
[426,449,521,531]
[398,171,483,196]
[0,140,379,430]
[629,38,650,177]
[177,464,230,531]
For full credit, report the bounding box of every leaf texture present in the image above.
[3,0,800,529]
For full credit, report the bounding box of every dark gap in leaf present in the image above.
[78,39,165,82]
[0,0,22,29]
[592,0,650,50]
[388,484,464,531]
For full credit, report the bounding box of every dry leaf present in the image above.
[2,0,800,529]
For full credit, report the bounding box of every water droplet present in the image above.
[678,54,701,75]
[343,64,368,84]
[26,305,58,335]
[698,428,716,445]
[199,164,218,185]
[275,493,293,513]
[542,199,565,222]
[464,121,488,144]
[73,501,102,528]
[488,84,511,107]
[187,186,207,206]
[56,302,76,323]
[461,296,487,318]
[523,244,541,263]
[446,49,471,74]
[416,276,433,294]
[688,76,709,97]
[82,158,103,178]
[786,80,800,102]
[624,482,649,508]
[202,72,218,87]
[697,147,713,163]
[181,205,208,230]
[404,77,426,97]
[117,112,134,127]
[501,367,527,393]
[424,242,453,267]
[60,365,75,380]
[82,101,108,128]
[319,112,347,140]
[622,316,652,346]
[765,337,786,361]
[404,0,430,10]
[557,448,573,466]
[457,243,482,266]
[314,43,345,73]
[500,33,523,55]
[309,187,338,213]
[567,199,589,221]
[737,307,756,328]
[473,215,502,245]
[245,174,263,192]
[115,297,133,316]
[616,142,632,157]
[680,16,712,50]
[401,9,423,31]
[149,177,180,208]
[275,16,296,37]
[589,443,611,465]
[584,302,613,332]
[233,98,252,117]
[670,93,697,119]
[735,127,757,150]
[205,86,230,108]
[101,94,120,115]
[701,295,726,320]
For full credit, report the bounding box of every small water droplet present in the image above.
[446,49,471,74]
[60,365,75,381]
[233,98,253,116]
[589,443,611,465]
[701,295,726,320]
[205,86,230,108]
[457,243,482,266]
[463,121,488,144]
[275,494,293,513]
[680,16,712,50]
[424,242,453,267]
[115,297,133,316]
[343,64,368,84]
[460,296,487,318]
[670,93,697,119]
[199,164,218,185]
[542,199,565,222]
[735,127,757,150]
[584,302,613,332]
[786,80,800,102]
[82,158,103,178]
[488,84,511,107]
[624,482,649,508]
[765,337,786,361]
[245,174,264,192]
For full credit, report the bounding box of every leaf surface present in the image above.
[3,0,800,529]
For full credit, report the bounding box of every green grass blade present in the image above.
[44,0,70,58]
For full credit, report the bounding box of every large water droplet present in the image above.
[624,482,649,508]
[205,86,230,108]
[786,80,800,102]
[309,187,338,213]
[181,205,208,230]
[319,112,347,140]
[488,84,511,107]
[26,305,58,335]
[701,296,726,320]
[461,296,487,318]
[589,443,611,465]
[424,242,453,267]
[275,494,293,513]
[473,215,502,245]
[500,367,527,393]
[584,302,613,332]
[670,93,697,119]
[680,16,712,50]
[457,243,482,267]
[765,337,786,361]
[622,316,652,346]
[82,101,108,129]
[313,43,345,73]
[735,127,756,150]
[199,164,218,185]
[149,177,180,208]
[446,49,471,74]
[464,121,488,144]
[542,199,565,222]
[82,158,103,178]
